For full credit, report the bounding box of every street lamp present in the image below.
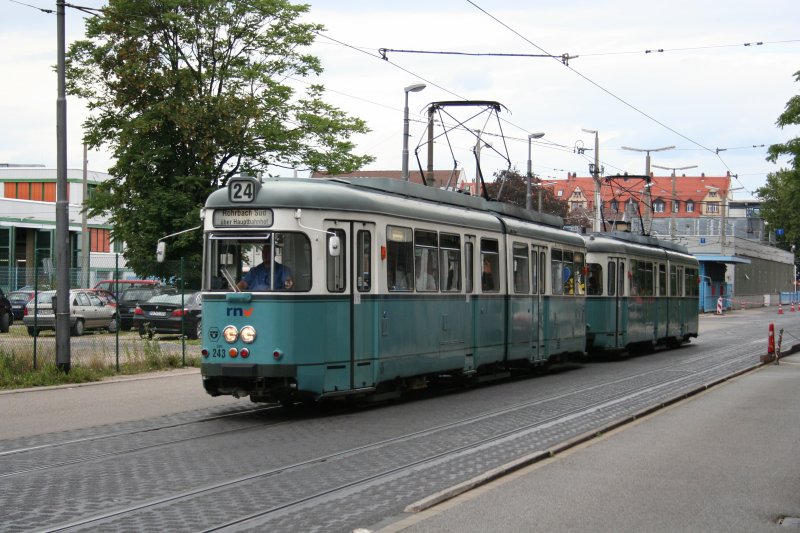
[652,163,697,240]
[582,129,601,231]
[526,132,545,210]
[621,145,675,234]
[402,83,426,181]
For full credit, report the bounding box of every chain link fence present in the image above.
[1,253,200,372]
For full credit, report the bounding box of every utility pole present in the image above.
[56,0,71,372]
[583,129,602,231]
[653,164,697,240]
[622,145,674,235]
[81,143,89,287]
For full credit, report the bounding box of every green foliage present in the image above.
[759,69,800,251]
[486,169,569,217]
[67,0,373,277]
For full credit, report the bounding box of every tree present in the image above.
[758,69,800,252]
[67,0,373,282]
[485,169,568,217]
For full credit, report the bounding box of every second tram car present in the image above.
[199,175,699,404]
[582,233,699,354]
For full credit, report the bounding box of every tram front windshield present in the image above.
[206,232,311,292]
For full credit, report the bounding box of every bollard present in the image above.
[716,297,723,315]
[761,323,776,363]
[776,328,784,365]
[792,302,796,313]
[778,303,783,315]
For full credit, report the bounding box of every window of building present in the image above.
[653,200,665,213]
[707,202,720,213]
[686,200,694,213]
[4,181,58,202]
[557,190,563,197]
[672,200,680,213]
[610,200,618,212]
[89,228,111,253]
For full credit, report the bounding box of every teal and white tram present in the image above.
[199,175,587,404]
[582,232,699,354]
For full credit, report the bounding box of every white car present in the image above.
[23,289,118,337]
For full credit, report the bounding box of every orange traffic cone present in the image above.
[792,302,796,312]
[778,303,784,315]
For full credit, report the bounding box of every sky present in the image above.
[2,0,799,200]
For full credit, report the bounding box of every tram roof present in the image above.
[206,177,567,231]
[583,232,696,263]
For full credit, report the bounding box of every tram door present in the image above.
[351,222,376,390]
[326,221,377,393]
[607,257,626,348]
[531,245,547,361]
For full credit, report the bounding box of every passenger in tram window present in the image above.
[481,257,496,291]
[587,271,599,295]
[237,243,294,291]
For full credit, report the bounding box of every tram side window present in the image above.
[440,233,461,292]
[415,230,439,292]
[539,251,546,295]
[685,267,698,296]
[326,228,347,292]
[387,225,414,291]
[480,238,500,292]
[551,249,563,295]
[465,241,474,293]
[531,247,538,294]
[587,263,603,295]
[357,230,371,292]
[618,261,625,296]
[658,264,667,296]
[631,259,654,296]
[670,265,678,296]
[512,243,529,293]
[607,261,616,296]
[574,252,585,295]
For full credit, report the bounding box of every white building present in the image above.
[0,166,130,290]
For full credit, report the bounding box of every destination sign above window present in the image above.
[212,208,273,227]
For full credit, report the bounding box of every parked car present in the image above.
[0,288,13,333]
[23,289,118,336]
[94,279,162,298]
[117,286,175,330]
[134,291,202,339]
[88,288,117,309]
[8,289,34,322]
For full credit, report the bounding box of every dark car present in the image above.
[117,286,174,330]
[134,291,201,339]
[0,287,13,332]
[8,289,35,322]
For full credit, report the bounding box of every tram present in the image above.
[199,175,590,404]
[198,176,700,404]
[582,232,699,354]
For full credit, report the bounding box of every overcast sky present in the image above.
[2,0,798,199]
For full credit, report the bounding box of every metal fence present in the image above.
[1,254,200,371]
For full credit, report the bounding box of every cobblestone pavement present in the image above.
[0,306,793,533]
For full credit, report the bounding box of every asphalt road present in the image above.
[0,368,239,440]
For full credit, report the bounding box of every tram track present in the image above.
[35,341,767,532]
[2,338,752,482]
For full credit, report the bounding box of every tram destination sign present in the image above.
[212,208,273,227]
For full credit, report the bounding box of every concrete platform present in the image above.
[379,353,800,532]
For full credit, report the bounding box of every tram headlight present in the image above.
[222,325,239,343]
[240,326,256,344]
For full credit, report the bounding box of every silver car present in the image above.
[23,289,118,337]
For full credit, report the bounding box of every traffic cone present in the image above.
[792,302,796,312]
[778,303,783,315]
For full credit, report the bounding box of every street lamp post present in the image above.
[526,132,545,210]
[653,163,697,240]
[582,129,601,232]
[621,145,675,234]
[402,83,426,181]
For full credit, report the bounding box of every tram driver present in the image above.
[237,242,294,291]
